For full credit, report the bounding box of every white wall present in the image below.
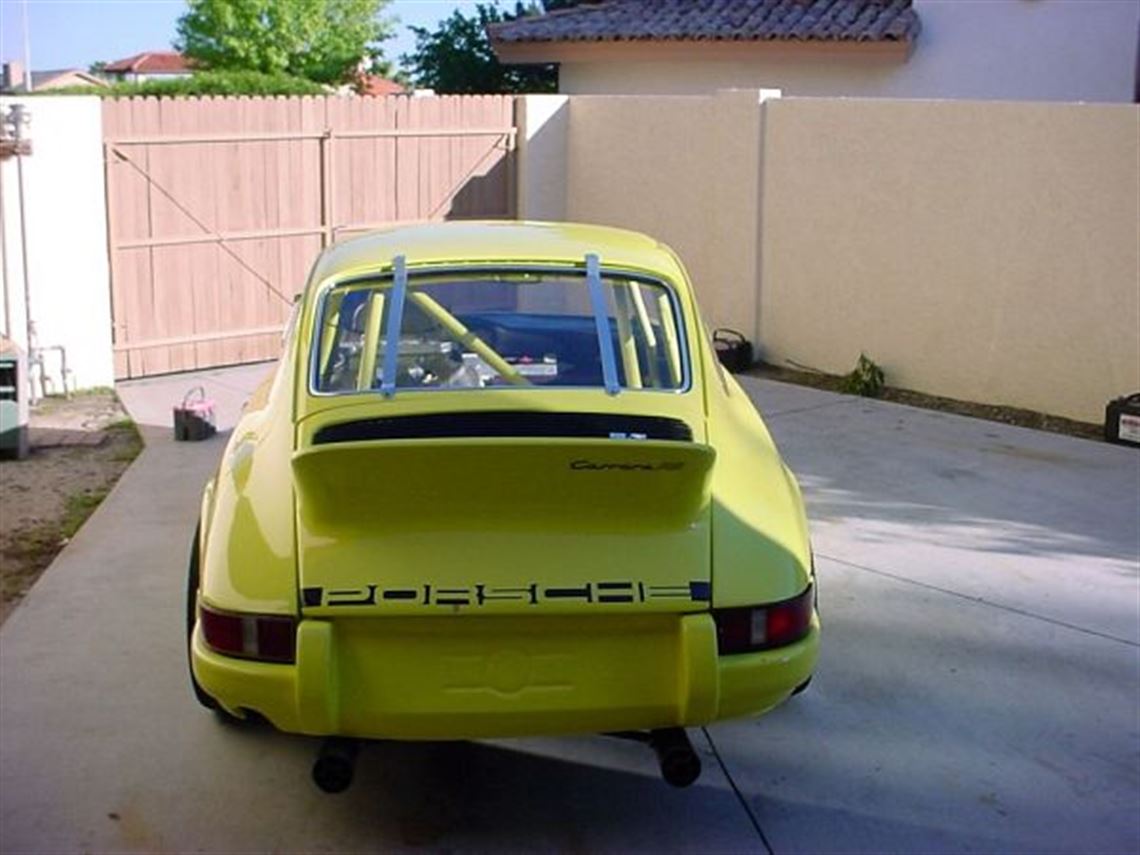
[0,96,114,394]
[516,94,569,222]
[560,0,1140,103]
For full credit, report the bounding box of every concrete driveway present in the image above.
[1,365,1137,853]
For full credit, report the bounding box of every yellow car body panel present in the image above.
[190,221,819,740]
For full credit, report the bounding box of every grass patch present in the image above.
[0,482,121,606]
[106,419,143,461]
[2,484,113,571]
[1,524,65,603]
[61,488,112,539]
[2,525,62,568]
[71,386,118,397]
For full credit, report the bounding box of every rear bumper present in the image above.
[191,612,819,740]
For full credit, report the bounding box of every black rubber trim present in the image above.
[312,411,693,445]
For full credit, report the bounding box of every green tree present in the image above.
[402,3,557,95]
[176,0,395,84]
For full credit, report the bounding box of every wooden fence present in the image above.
[103,95,516,378]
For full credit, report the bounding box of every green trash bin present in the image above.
[0,339,30,459]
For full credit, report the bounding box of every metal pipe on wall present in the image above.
[38,344,70,396]
[10,104,38,402]
[0,144,11,339]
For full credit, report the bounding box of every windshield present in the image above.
[311,265,687,395]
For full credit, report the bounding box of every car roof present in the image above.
[307,221,688,288]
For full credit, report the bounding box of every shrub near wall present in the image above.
[42,70,325,98]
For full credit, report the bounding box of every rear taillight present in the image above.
[713,585,814,654]
[199,604,297,664]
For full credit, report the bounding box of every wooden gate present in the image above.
[103,95,516,378]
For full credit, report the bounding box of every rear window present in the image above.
[311,267,687,395]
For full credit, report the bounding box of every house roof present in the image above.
[32,70,91,88]
[488,0,921,45]
[103,51,194,74]
[34,70,107,90]
[356,74,405,96]
[1,68,106,93]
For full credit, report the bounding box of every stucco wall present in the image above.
[758,98,1140,423]
[517,94,569,222]
[559,0,1140,103]
[563,90,775,335]
[0,96,114,394]
[555,91,1139,422]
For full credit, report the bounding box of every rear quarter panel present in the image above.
[198,338,299,616]
[666,241,812,608]
[706,363,813,607]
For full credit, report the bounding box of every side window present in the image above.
[607,281,683,390]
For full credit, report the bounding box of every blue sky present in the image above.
[0,0,487,74]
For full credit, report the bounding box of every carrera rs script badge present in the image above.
[570,459,685,472]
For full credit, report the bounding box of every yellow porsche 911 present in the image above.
[187,221,818,792]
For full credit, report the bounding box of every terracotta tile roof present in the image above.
[489,0,920,44]
[103,51,194,74]
[356,74,405,96]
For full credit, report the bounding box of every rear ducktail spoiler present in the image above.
[292,436,716,535]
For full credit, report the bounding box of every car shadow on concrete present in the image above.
[166,720,760,852]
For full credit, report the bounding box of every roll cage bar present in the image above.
[314,254,685,397]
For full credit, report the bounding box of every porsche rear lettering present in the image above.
[304,579,711,609]
[324,585,378,606]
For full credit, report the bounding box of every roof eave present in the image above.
[492,38,915,65]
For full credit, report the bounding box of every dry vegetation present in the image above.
[0,391,142,624]
[748,361,1102,441]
